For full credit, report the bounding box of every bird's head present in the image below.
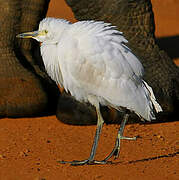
[16,17,71,43]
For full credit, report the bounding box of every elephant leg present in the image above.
[56,92,115,125]
[0,0,58,117]
[17,0,59,114]
[17,0,50,74]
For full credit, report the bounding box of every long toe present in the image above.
[58,159,111,166]
[120,136,137,140]
[58,159,90,166]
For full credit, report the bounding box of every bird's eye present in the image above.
[41,30,48,36]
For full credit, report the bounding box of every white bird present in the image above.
[17,17,162,165]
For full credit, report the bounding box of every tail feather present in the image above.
[143,81,163,113]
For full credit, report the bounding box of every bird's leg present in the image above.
[58,102,104,165]
[86,105,104,163]
[94,113,137,164]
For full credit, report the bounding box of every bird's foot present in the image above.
[120,135,137,140]
[58,159,89,166]
[101,135,137,161]
[58,159,112,166]
[58,136,137,166]
[116,135,137,159]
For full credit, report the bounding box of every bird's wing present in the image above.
[58,21,148,113]
[69,21,144,78]
[58,20,154,116]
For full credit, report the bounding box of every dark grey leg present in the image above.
[58,103,104,165]
[58,107,137,165]
[94,114,136,164]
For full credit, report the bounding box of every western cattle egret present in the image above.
[17,17,162,165]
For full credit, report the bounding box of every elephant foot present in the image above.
[56,92,120,125]
[0,51,58,117]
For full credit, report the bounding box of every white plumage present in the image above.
[39,18,161,120]
[17,17,162,165]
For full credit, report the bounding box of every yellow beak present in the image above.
[16,31,40,38]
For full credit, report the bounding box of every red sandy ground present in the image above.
[0,0,178,180]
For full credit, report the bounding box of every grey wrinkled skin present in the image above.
[0,0,59,117]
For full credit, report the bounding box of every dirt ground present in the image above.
[0,0,178,180]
